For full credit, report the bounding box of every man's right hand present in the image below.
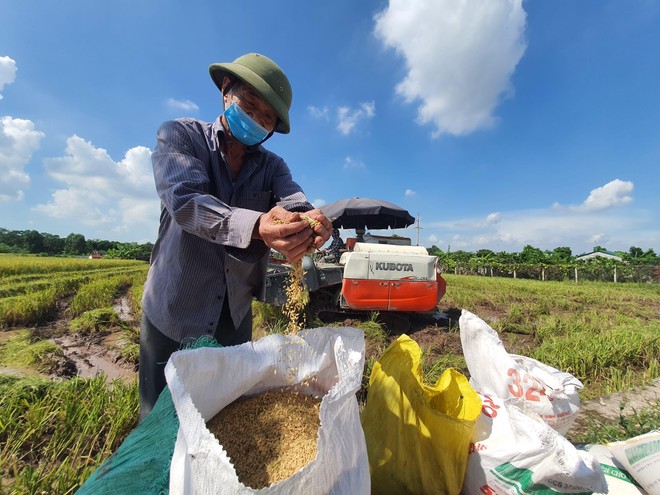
[255,206,316,263]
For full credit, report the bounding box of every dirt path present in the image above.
[52,333,137,382]
[577,378,660,421]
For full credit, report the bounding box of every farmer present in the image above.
[139,53,332,419]
[325,228,346,262]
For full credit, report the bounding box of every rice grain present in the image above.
[206,390,321,489]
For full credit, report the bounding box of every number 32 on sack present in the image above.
[507,368,546,402]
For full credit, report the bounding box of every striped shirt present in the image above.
[141,117,312,343]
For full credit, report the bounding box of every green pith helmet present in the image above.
[209,53,292,134]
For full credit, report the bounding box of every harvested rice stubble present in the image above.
[206,390,322,489]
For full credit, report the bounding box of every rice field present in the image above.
[0,254,659,494]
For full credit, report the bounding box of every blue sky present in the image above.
[1,0,658,255]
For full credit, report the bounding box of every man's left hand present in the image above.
[302,209,332,250]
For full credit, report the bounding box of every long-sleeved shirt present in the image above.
[141,117,312,343]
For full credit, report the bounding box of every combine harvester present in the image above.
[265,198,447,331]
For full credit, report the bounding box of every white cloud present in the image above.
[580,179,633,211]
[166,98,199,113]
[404,188,416,197]
[426,205,653,254]
[374,0,527,136]
[0,56,17,100]
[0,116,44,201]
[311,198,327,208]
[486,212,501,224]
[420,180,650,252]
[590,233,608,245]
[337,101,376,135]
[343,156,366,170]
[552,179,635,213]
[308,105,329,120]
[34,135,160,236]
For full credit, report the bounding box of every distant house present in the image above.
[575,250,622,262]
[88,251,102,259]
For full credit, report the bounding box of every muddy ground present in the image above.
[3,299,659,440]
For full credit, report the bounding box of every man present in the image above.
[326,228,346,262]
[139,53,332,419]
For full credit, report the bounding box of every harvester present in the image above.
[264,198,447,331]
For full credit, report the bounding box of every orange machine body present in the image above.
[339,243,446,313]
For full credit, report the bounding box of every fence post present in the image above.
[513,269,517,279]
[542,267,545,281]
[574,267,578,283]
[614,266,617,283]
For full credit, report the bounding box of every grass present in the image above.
[441,274,660,399]
[422,350,467,386]
[1,257,659,493]
[0,254,147,278]
[568,399,660,445]
[70,308,123,335]
[68,274,136,318]
[0,261,148,329]
[0,375,138,495]
[0,330,63,374]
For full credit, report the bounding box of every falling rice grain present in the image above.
[274,214,320,334]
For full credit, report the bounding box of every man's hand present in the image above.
[255,206,332,263]
[301,208,332,250]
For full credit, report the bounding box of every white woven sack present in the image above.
[166,326,370,494]
[459,309,582,434]
[580,444,645,494]
[462,393,607,494]
[609,430,660,495]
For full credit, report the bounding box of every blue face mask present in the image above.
[223,101,270,146]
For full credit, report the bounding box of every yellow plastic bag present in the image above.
[361,335,481,495]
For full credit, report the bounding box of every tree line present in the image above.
[2,227,658,267]
[426,244,659,266]
[425,244,659,283]
[0,228,153,261]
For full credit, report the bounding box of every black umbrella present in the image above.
[320,197,415,230]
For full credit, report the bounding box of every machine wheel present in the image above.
[308,286,344,324]
[376,312,411,334]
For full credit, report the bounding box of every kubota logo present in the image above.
[374,262,413,272]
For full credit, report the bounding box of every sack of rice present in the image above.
[460,309,583,434]
[165,326,369,494]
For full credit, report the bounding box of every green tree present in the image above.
[64,233,87,255]
[0,228,21,248]
[628,246,644,259]
[87,238,119,253]
[642,248,659,264]
[449,250,473,264]
[105,242,153,261]
[475,249,495,260]
[23,230,44,254]
[427,245,443,257]
[494,251,517,264]
[518,244,546,264]
[550,246,572,263]
[42,233,65,255]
